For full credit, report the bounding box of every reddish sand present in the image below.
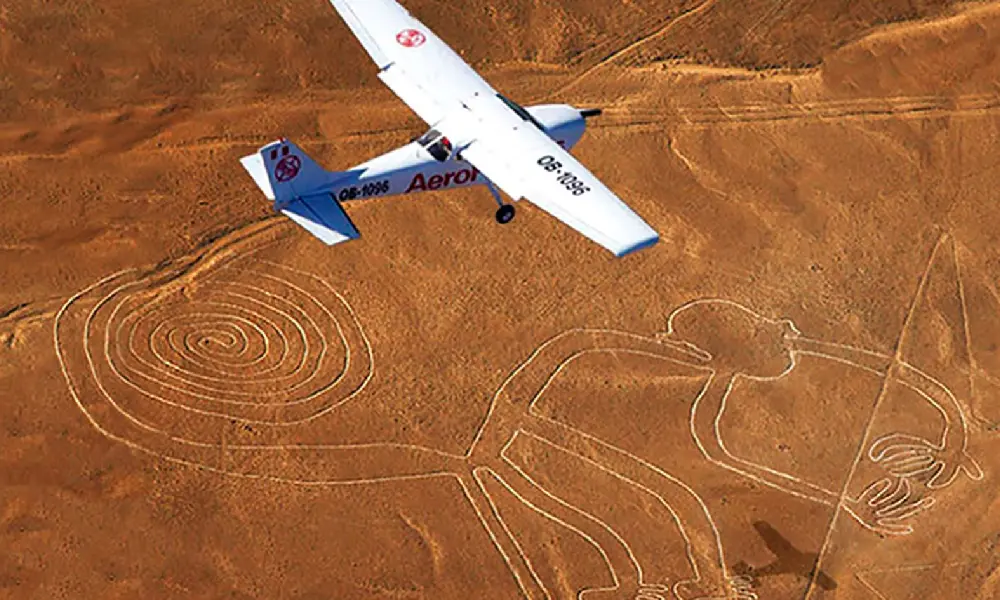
[2,1,999,599]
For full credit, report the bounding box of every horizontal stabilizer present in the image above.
[280,194,360,246]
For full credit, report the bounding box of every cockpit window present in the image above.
[415,95,541,162]
[497,94,546,131]
[417,128,453,162]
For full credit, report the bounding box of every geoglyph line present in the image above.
[802,233,978,599]
[58,257,736,599]
[83,261,368,427]
[508,429,726,599]
[56,222,985,599]
[854,562,969,600]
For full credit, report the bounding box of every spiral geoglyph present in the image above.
[55,245,374,454]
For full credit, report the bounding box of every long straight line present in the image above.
[802,232,948,599]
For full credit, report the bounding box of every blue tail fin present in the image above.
[240,139,335,205]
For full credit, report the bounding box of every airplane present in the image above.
[240,0,660,257]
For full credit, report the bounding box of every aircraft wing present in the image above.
[329,0,494,125]
[458,127,659,257]
[329,0,659,257]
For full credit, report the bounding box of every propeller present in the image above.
[580,108,603,119]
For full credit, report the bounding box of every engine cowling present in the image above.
[525,104,594,151]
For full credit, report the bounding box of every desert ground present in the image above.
[2,1,1000,598]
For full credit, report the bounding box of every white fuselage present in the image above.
[319,104,588,204]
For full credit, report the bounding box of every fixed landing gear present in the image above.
[486,179,515,225]
[495,204,516,224]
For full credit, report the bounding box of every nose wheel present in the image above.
[495,204,516,224]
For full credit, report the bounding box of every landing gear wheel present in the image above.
[495,204,516,225]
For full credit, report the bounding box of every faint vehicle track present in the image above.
[741,0,796,48]
[0,93,414,162]
[2,91,997,164]
[0,102,191,159]
[592,92,1000,132]
[0,127,415,163]
[555,0,718,98]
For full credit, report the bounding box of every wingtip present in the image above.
[613,234,660,258]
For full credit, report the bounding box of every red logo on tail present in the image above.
[274,156,302,183]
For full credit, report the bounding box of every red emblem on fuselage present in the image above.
[396,29,427,48]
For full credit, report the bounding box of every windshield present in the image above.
[416,128,453,162]
[416,128,442,146]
